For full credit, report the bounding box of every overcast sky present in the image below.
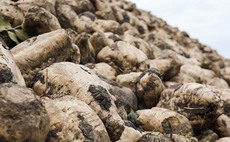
[130,0,230,58]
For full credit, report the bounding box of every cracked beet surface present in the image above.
[78,120,94,141]
[102,117,125,142]
[88,84,112,111]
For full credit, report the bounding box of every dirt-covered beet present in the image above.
[11,29,78,85]
[42,96,110,142]
[157,83,222,131]
[23,6,61,36]
[97,41,148,74]
[0,83,50,142]
[31,62,133,141]
[135,68,165,108]
[136,107,193,136]
[0,44,25,86]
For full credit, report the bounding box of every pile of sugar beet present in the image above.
[1,0,230,141]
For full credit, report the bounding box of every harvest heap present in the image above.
[0,0,230,141]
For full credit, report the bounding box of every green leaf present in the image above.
[0,16,12,32]
[15,29,28,41]
[128,110,137,124]
[201,129,212,135]
[7,31,19,44]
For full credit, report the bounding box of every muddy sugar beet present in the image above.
[0,0,230,141]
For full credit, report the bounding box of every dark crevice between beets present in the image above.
[0,63,13,84]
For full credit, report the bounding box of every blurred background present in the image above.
[130,0,230,58]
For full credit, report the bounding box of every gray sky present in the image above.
[130,0,230,58]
